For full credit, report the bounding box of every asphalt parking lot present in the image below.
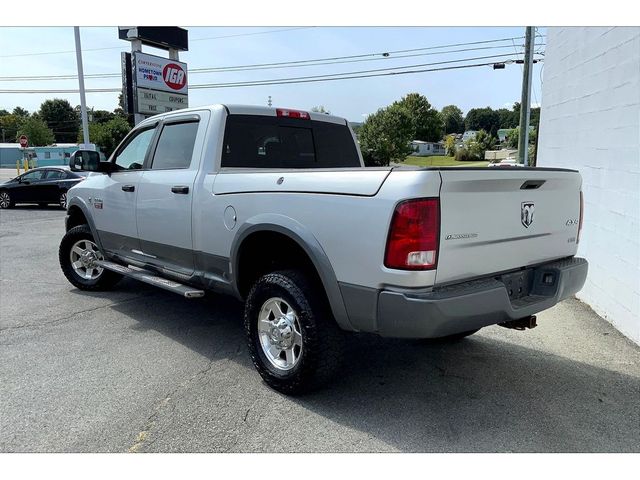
[1,206,639,453]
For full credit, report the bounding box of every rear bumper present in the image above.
[375,257,588,338]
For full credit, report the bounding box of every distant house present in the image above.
[462,130,478,142]
[497,128,511,143]
[0,143,103,168]
[410,140,446,156]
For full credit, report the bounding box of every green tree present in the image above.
[444,135,457,157]
[39,98,79,143]
[505,126,537,160]
[359,104,414,166]
[78,116,131,157]
[441,105,465,134]
[16,116,55,146]
[0,114,24,143]
[496,107,519,129]
[12,106,29,117]
[462,129,496,160]
[90,109,116,124]
[393,93,443,142]
[464,107,501,136]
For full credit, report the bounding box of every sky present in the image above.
[0,26,545,122]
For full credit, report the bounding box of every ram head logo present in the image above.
[521,202,535,228]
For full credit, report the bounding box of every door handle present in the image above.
[121,185,135,192]
[171,186,189,194]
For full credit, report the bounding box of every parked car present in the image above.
[0,167,85,209]
[58,104,588,394]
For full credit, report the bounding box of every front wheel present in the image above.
[244,270,345,395]
[59,224,122,291]
[0,191,13,209]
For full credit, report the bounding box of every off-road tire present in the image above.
[245,269,345,395]
[59,224,122,291]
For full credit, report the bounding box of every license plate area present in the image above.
[498,269,534,301]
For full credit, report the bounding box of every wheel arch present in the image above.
[230,215,354,332]
[65,197,104,251]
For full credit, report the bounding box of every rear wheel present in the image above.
[0,191,13,209]
[59,191,68,209]
[245,269,345,395]
[59,224,122,290]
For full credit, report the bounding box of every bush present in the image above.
[455,148,475,162]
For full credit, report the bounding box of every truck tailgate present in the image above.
[436,168,582,285]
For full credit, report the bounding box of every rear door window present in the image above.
[44,170,65,180]
[150,121,199,170]
[221,115,360,168]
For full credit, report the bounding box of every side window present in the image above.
[150,121,199,170]
[113,127,156,170]
[21,170,45,181]
[45,170,64,180]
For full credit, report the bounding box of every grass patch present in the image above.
[401,155,489,168]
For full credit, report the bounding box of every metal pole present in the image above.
[131,39,145,126]
[74,27,90,150]
[517,26,535,166]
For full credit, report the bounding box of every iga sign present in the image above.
[133,52,188,95]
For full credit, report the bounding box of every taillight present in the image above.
[384,198,440,270]
[276,108,310,119]
[577,191,584,244]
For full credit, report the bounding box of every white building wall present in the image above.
[538,27,640,344]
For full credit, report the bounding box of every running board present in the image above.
[94,260,205,298]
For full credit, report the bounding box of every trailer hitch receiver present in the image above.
[499,315,537,331]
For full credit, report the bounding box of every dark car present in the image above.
[0,167,86,209]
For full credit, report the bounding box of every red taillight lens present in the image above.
[577,191,584,244]
[276,108,310,119]
[384,198,440,270]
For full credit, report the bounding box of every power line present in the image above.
[0,55,542,94]
[0,36,544,81]
[0,44,536,82]
[0,27,317,59]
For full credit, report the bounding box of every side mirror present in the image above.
[70,150,100,172]
[70,150,115,174]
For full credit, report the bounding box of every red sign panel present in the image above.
[162,63,187,91]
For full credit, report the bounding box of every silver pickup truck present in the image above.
[59,104,588,394]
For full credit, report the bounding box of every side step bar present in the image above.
[95,260,205,298]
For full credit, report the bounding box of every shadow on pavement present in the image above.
[104,280,640,452]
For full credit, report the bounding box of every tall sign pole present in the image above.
[517,26,535,166]
[74,27,91,149]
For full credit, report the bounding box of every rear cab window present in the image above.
[221,115,360,169]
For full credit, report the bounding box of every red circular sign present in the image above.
[19,135,28,148]
[162,63,187,91]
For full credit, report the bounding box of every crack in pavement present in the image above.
[127,345,230,453]
[0,294,153,333]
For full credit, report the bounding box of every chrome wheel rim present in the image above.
[70,239,104,280]
[0,192,9,208]
[59,192,67,209]
[258,297,303,371]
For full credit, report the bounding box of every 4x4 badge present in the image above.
[521,201,535,228]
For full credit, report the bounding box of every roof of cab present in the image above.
[138,104,349,127]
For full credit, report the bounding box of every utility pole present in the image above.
[74,27,91,150]
[517,26,535,166]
